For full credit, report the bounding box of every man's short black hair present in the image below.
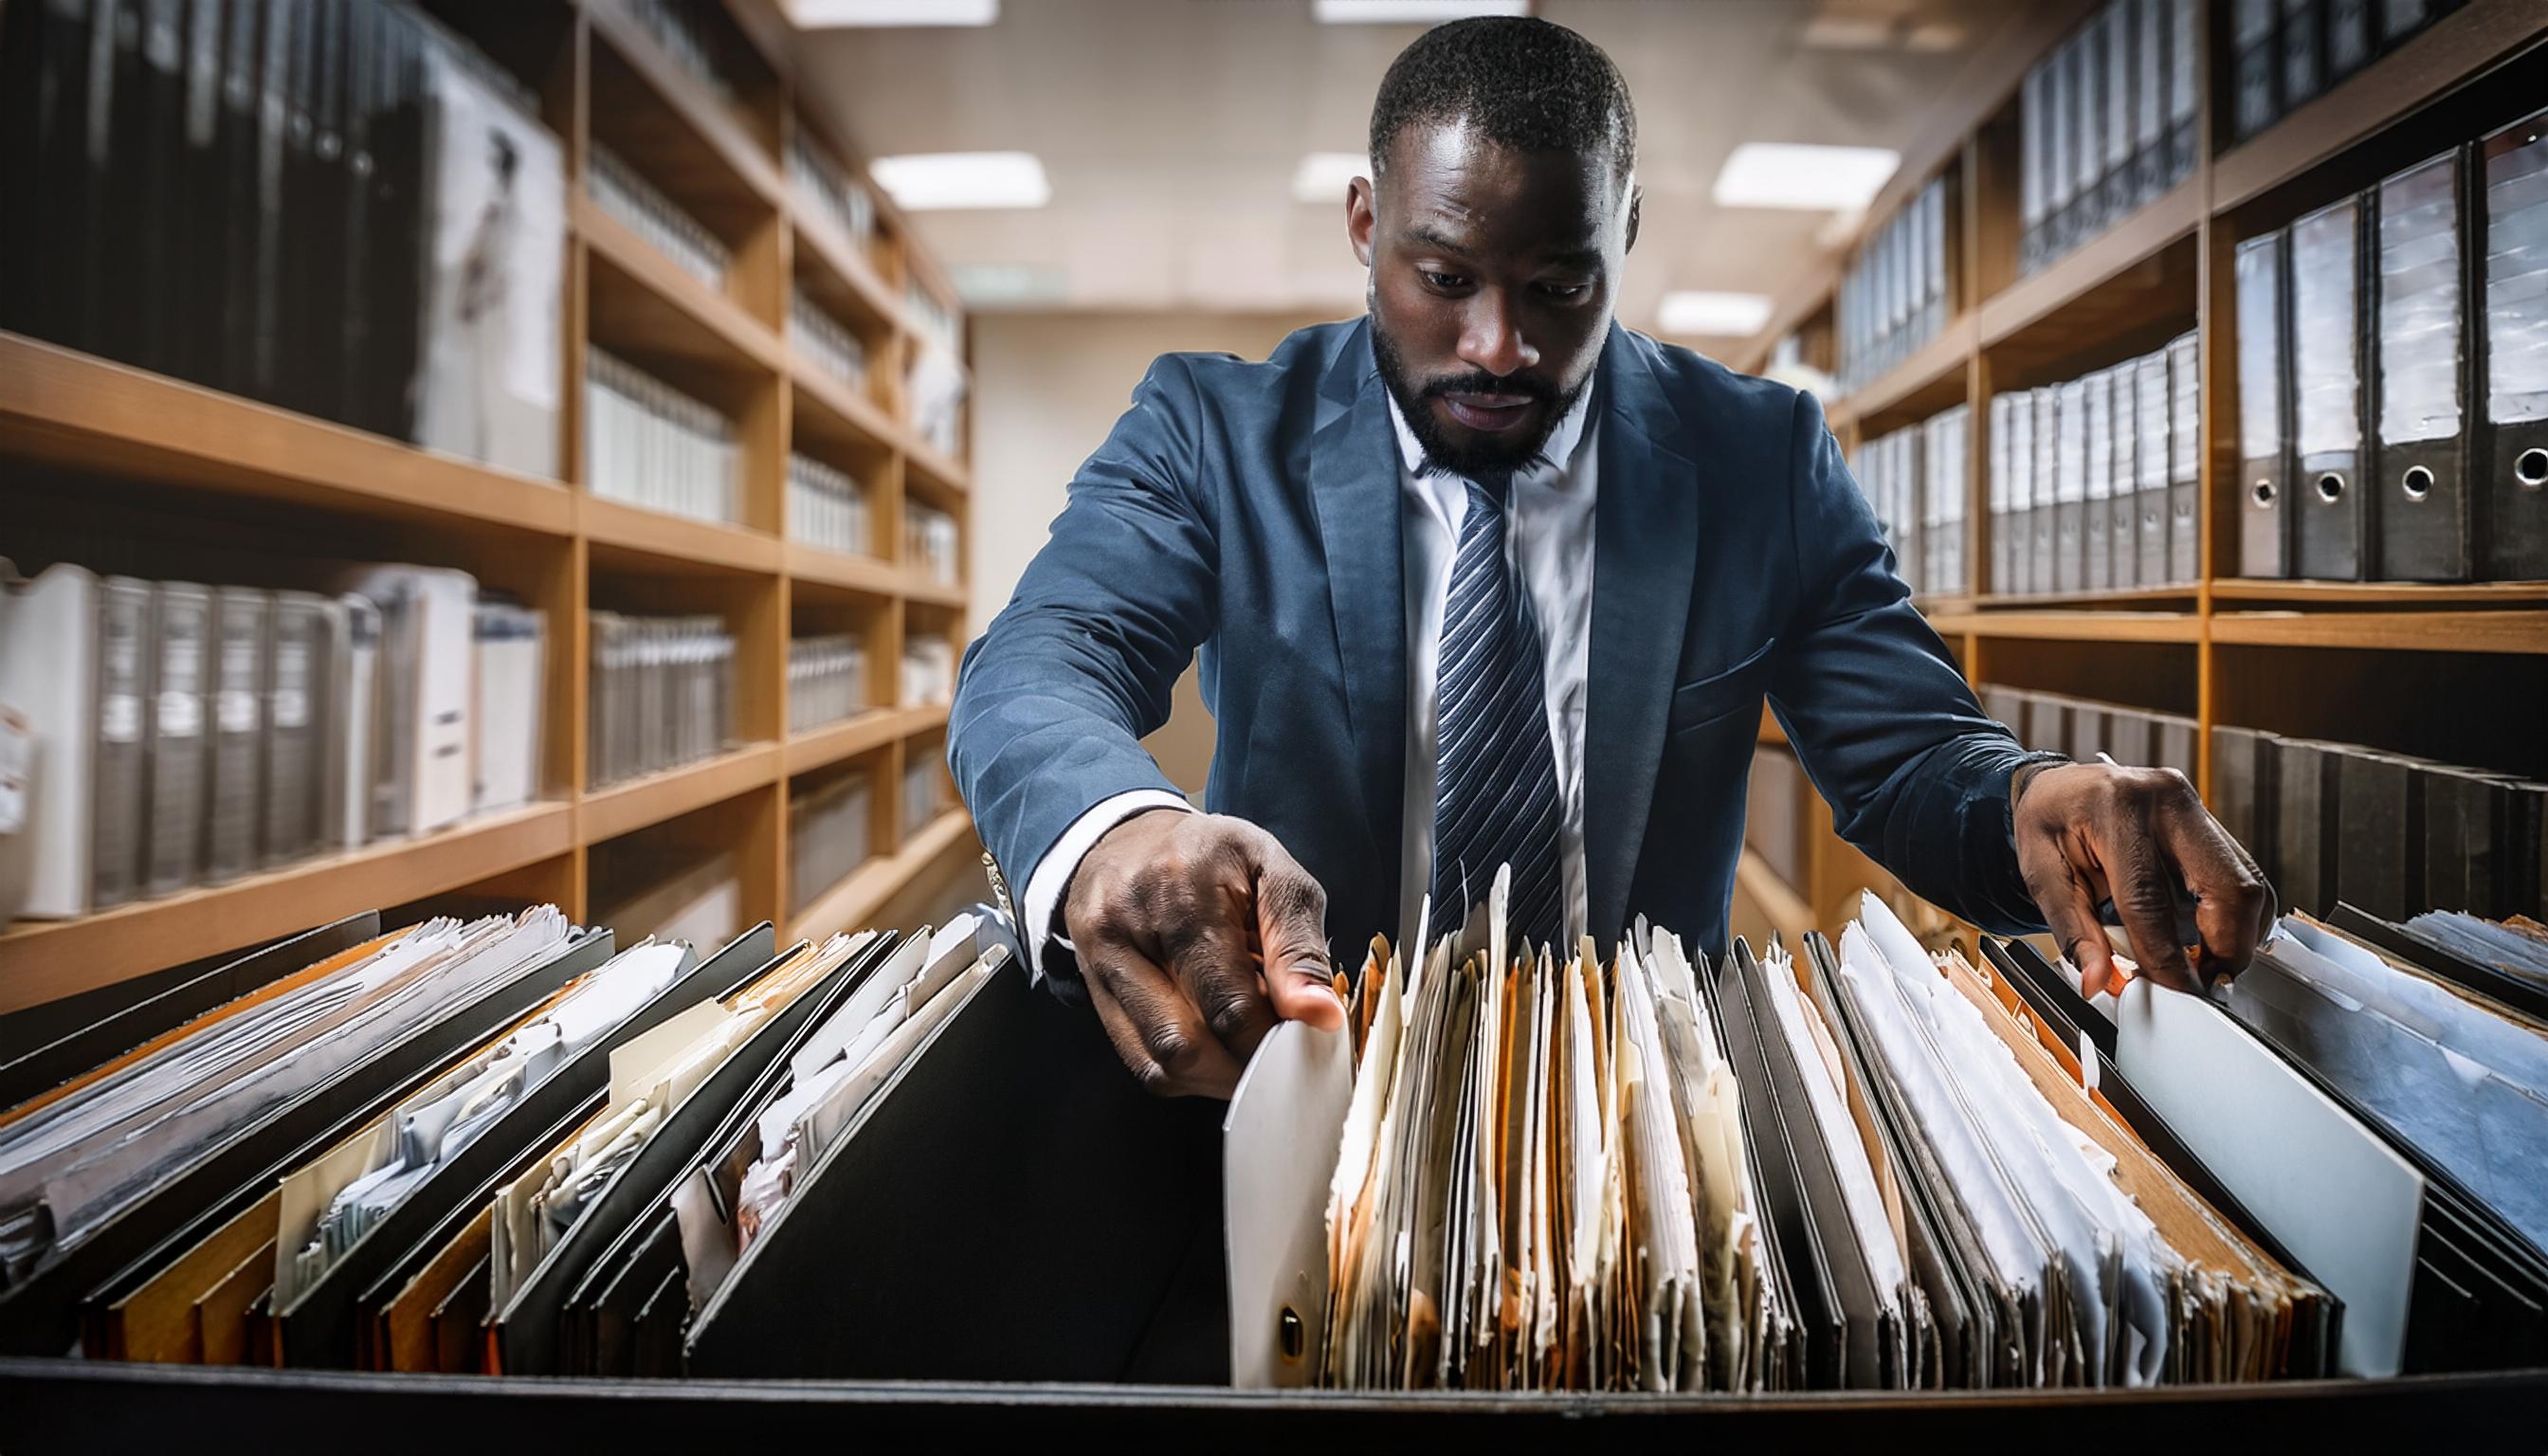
[1368,16,1636,189]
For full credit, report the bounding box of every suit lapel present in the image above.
[1585,326,1698,941]
[1307,320,1408,900]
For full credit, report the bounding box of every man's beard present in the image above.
[1372,318,1588,489]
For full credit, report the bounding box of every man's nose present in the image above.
[1455,292,1538,380]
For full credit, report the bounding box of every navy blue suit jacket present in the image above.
[951,318,2050,973]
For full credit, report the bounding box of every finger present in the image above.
[1083,940,1244,1099]
[1245,838,1343,1031]
[1162,917,1280,1065]
[2152,780,2271,982]
[2102,810,2202,994]
[2023,835,2122,999]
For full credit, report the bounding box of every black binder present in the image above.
[2476,108,2548,581]
[2230,0,2282,141]
[2211,725,2283,884]
[2334,748,2423,923]
[2290,193,2365,580]
[2418,764,2505,917]
[683,956,1233,1385]
[2236,231,2294,577]
[2279,0,2324,117]
[2372,148,2475,581]
[2273,737,2342,917]
[2325,0,2375,84]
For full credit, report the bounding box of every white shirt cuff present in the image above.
[1019,790,1195,981]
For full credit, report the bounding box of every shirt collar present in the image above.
[1384,375,1596,484]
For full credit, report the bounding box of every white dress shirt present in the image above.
[1020,382,1601,975]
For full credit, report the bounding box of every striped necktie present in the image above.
[1429,467,1565,953]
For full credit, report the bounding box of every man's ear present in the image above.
[1625,183,1642,255]
[1347,174,1376,268]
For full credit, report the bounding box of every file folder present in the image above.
[2237,231,2295,577]
[2280,0,2324,116]
[2290,195,2366,580]
[2477,108,2548,581]
[2021,64,2048,273]
[2055,377,2088,590]
[146,582,213,898]
[92,575,154,913]
[1989,392,2014,593]
[2100,2,2134,221]
[2048,34,2079,259]
[2073,22,2106,243]
[2231,0,2282,140]
[2168,331,2202,582]
[2133,0,2167,204]
[2137,351,2173,584]
[2373,148,2474,581]
[262,592,328,868]
[2109,360,2140,589]
[2326,0,2375,83]
[2085,367,2116,592]
[2415,763,2509,918]
[2275,737,2342,917]
[2166,0,2200,184]
[2213,725,2284,884]
[2335,748,2423,922]
[204,586,272,884]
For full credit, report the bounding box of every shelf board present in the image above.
[581,494,783,576]
[1978,177,2201,359]
[904,436,973,498]
[0,334,574,537]
[578,195,786,377]
[783,704,946,776]
[1924,609,2203,643]
[1974,585,2200,610]
[790,809,977,944]
[1829,316,1975,433]
[784,539,902,596]
[1734,848,1816,944]
[584,0,784,210]
[791,213,905,338]
[901,575,968,609]
[2208,578,2548,605]
[0,804,575,1014]
[2210,609,2548,655]
[580,742,782,844]
[2211,0,2548,214]
[789,358,900,461]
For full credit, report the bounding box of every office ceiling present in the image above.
[787,0,2015,347]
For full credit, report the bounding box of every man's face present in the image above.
[1350,118,1634,482]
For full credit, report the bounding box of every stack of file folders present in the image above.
[584,349,741,528]
[2228,0,2466,143]
[904,503,962,589]
[788,768,872,918]
[2004,905,2548,1375]
[588,144,730,292]
[0,0,566,477]
[586,613,737,790]
[901,632,955,709]
[2018,0,2200,276]
[1835,173,1955,393]
[1854,405,1969,599]
[786,634,867,736]
[2210,725,2546,923]
[620,0,744,108]
[791,285,870,391]
[1228,875,2337,1391]
[1980,686,2199,781]
[0,561,543,923]
[788,132,879,259]
[1988,333,2200,595]
[787,452,872,557]
[2233,104,2548,582]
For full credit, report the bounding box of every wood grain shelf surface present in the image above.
[1978,178,2201,353]
[2208,578,2548,605]
[578,195,788,376]
[783,704,949,776]
[580,494,786,576]
[790,809,977,944]
[903,437,973,498]
[901,575,969,609]
[579,742,782,844]
[790,212,907,337]
[2211,0,2548,214]
[784,540,903,596]
[1925,610,2204,643]
[2209,609,2548,655]
[788,359,901,458]
[583,0,785,209]
[0,804,575,1016]
[0,334,576,537]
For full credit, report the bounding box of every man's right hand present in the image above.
[1060,810,1344,1099]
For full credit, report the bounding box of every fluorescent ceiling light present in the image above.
[952,263,1068,306]
[786,0,997,25]
[1292,152,1371,204]
[1656,290,1774,337]
[1313,1,1528,23]
[1711,142,1900,210]
[870,151,1050,210]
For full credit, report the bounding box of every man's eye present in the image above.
[1538,282,1590,300]
[1421,270,1469,290]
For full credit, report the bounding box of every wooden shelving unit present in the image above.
[0,0,977,1006]
[1732,0,2548,922]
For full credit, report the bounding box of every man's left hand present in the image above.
[2011,761,2271,998]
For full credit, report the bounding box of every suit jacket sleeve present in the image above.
[1764,389,2058,935]
[949,354,1216,921]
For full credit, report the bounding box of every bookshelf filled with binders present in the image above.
[1734,0,2548,927]
[0,1,976,1008]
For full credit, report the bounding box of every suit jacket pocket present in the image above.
[1666,636,1778,739]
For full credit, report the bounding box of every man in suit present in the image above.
[951,16,2266,1097]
